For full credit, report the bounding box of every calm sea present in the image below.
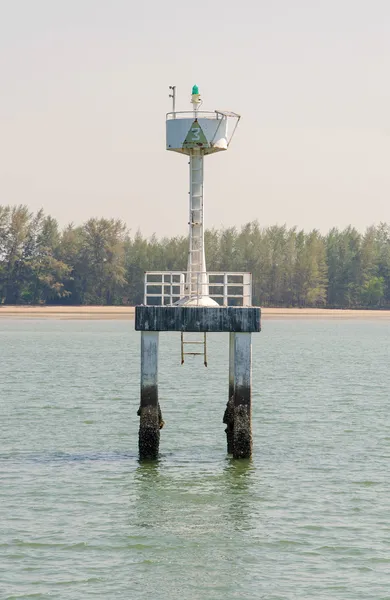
[1,318,389,599]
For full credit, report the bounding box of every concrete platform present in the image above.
[135,305,261,332]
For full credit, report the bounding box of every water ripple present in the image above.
[1,319,389,599]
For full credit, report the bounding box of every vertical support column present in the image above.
[223,332,235,453]
[243,273,252,306]
[138,331,163,459]
[223,273,228,307]
[186,150,208,299]
[233,332,252,459]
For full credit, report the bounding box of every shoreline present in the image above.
[1,306,390,320]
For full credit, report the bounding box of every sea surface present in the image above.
[1,318,389,600]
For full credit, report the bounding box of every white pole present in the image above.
[186,149,208,299]
[184,86,211,302]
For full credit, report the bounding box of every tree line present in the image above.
[1,204,390,308]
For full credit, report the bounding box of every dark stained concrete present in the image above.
[135,306,261,332]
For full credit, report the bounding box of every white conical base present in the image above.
[174,296,219,307]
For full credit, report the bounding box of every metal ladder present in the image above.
[181,332,208,367]
[186,153,205,298]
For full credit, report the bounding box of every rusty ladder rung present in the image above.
[181,331,208,367]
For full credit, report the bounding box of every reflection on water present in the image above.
[133,457,256,534]
[223,458,255,531]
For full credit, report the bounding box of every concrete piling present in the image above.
[136,305,259,460]
[232,333,252,459]
[223,332,235,454]
[138,331,161,460]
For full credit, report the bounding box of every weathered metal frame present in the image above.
[212,111,241,147]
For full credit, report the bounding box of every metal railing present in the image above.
[166,111,224,120]
[144,271,252,307]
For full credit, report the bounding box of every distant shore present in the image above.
[1,306,390,320]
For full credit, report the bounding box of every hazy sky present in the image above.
[0,0,389,237]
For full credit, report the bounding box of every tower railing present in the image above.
[166,110,240,120]
[166,111,224,120]
[144,271,252,307]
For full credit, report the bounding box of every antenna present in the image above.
[169,86,176,115]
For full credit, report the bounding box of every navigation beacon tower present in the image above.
[166,85,240,306]
[135,86,261,460]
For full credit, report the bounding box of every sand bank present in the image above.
[1,306,390,320]
[262,308,390,319]
[0,306,135,319]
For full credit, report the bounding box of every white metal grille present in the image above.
[144,272,252,307]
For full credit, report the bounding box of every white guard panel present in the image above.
[166,116,229,155]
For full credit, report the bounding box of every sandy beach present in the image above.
[1,306,390,320]
[0,306,136,320]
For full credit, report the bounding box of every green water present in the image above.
[1,319,390,599]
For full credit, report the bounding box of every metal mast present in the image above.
[186,85,208,300]
[164,85,241,306]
